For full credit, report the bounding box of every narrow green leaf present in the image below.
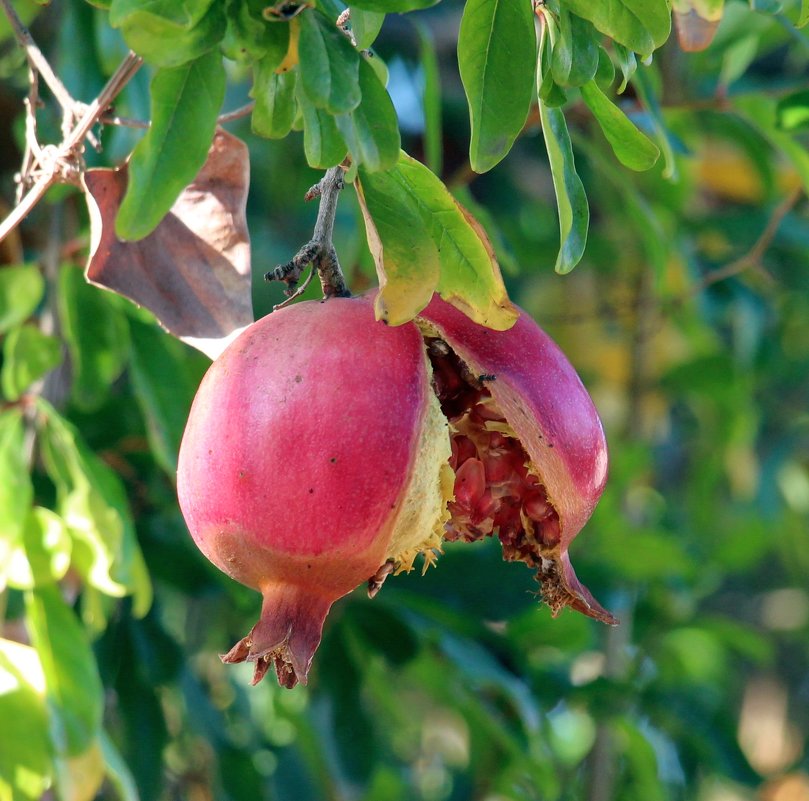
[1,325,62,401]
[58,266,130,412]
[565,0,671,57]
[128,317,202,476]
[798,0,809,27]
[537,9,568,108]
[25,585,104,756]
[0,409,33,584]
[298,8,361,114]
[552,9,599,88]
[37,400,153,618]
[100,730,140,801]
[251,64,298,138]
[0,264,44,333]
[458,0,536,173]
[580,80,659,171]
[298,83,349,168]
[0,639,51,801]
[115,50,226,241]
[349,0,437,10]
[357,152,518,328]
[109,0,226,67]
[539,101,589,274]
[417,23,442,176]
[350,7,385,49]
[336,57,401,172]
[632,65,678,179]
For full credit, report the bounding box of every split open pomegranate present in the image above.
[177,293,613,688]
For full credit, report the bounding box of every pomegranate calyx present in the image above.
[220,585,332,687]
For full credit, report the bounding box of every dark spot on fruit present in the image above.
[308,488,314,494]
[295,374,302,383]
[330,457,337,463]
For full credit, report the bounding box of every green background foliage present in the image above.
[1,0,809,800]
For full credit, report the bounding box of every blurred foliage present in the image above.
[2,1,809,801]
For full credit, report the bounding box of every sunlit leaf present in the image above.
[458,0,536,173]
[356,151,517,328]
[0,639,51,801]
[37,400,153,617]
[109,0,226,67]
[25,585,104,756]
[350,7,385,49]
[6,508,71,590]
[0,409,33,589]
[115,50,226,241]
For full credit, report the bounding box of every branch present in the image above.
[102,101,257,130]
[265,166,351,301]
[0,52,143,244]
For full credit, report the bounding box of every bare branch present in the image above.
[265,166,351,300]
[0,52,143,244]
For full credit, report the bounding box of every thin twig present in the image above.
[0,0,99,147]
[0,51,143,244]
[101,101,256,131]
[217,101,256,124]
[265,166,351,300]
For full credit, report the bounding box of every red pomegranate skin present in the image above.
[177,295,434,686]
[178,292,614,687]
[419,296,612,622]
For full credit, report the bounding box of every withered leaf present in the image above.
[83,129,253,360]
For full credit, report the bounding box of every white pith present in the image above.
[384,348,454,573]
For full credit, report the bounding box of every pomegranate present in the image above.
[177,293,613,688]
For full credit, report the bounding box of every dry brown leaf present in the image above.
[83,128,253,360]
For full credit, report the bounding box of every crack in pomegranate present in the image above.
[427,338,564,597]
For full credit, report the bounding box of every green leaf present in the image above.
[350,7,385,49]
[613,42,638,93]
[798,0,809,26]
[349,0,437,10]
[458,0,536,173]
[251,64,298,138]
[99,730,139,801]
[356,151,518,328]
[5,508,71,590]
[128,317,202,476]
[336,56,401,172]
[0,264,44,333]
[109,0,226,67]
[298,84,349,168]
[0,409,34,586]
[552,9,600,88]
[25,585,103,756]
[417,24,442,176]
[37,401,153,618]
[298,8,361,114]
[1,325,62,401]
[580,79,659,170]
[564,0,671,57]
[115,50,226,241]
[222,0,290,62]
[0,639,52,801]
[776,89,809,133]
[57,266,130,412]
[632,64,678,179]
[539,101,589,274]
